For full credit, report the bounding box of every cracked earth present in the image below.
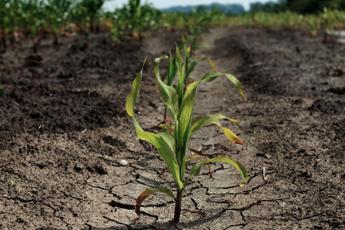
[1,27,344,229]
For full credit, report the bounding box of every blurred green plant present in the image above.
[125,47,248,223]
[20,0,46,52]
[111,0,161,41]
[78,0,105,32]
[45,0,73,45]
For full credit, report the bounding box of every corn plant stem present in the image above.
[163,106,167,122]
[173,190,183,223]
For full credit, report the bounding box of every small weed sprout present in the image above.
[126,46,248,223]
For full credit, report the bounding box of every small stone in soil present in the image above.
[119,159,129,166]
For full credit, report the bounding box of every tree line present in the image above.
[250,0,345,14]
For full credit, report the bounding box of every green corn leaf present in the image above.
[125,63,183,190]
[135,187,175,215]
[159,131,175,151]
[125,59,146,117]
[125,72,142,118]
[175,44,182,63]
[175,81,199,180]
[178,81,198,141]
[200,71,223,83]
[190,155,248,184]
[175,45,186,101]
[191,114,239,135]
[154,57,179,119]
[167,51,177,86]
[133,119,184,190]
[199,72,245,99]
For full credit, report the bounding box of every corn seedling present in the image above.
[125,48,248,223]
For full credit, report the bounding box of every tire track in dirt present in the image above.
[204,28,345,229]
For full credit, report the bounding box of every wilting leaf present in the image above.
[136,187,175,215]
[190,155,248,183]
[191,114,239,135]
[225,73,246,99]
[199,71,246,99]
[200,71,222,83]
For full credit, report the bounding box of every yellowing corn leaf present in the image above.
[190,155,248,183]
[135,187,175,216]
[218,124,244,145]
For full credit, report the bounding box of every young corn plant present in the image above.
[125,49,248,223]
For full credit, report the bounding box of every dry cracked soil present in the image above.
[0,27,344,230]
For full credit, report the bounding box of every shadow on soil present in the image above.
[90,209,225,230]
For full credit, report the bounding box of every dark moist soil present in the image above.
[0,27,344,230]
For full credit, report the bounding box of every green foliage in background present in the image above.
[111,0,161,41]
[1,0,345,52]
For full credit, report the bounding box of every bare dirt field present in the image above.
[0,27,344,229]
